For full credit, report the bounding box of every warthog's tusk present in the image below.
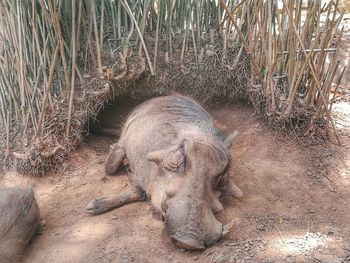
[227,179,243,199]
[222,220,234,236]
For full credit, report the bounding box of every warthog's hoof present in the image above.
[86,197,108,215]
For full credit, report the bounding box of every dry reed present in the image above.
[0,0,346,175]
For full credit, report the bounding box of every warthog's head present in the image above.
[147,131,241,250]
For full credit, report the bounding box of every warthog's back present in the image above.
[123,94,224,139]
[0,188,40,263]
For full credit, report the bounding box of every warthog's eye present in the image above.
[214,173,223,186]
[166,150,185,173]
[147,140,187,174]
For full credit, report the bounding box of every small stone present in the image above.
[193,256,199,261]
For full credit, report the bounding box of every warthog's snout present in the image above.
[168,219,234,250]
[170,234,205,250]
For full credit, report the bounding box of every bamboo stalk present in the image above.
[139,0,150,56]
[48,0,70,94]
[91,0,102,74]
[279,48,337,55]
[180,0,190,62]
[100,0,105,52]
[267,0,276,110]
[219,0,261,80]
[117,0,122,39]
[36,43,60,139]
[218,0,246,29]
[329,66,346,112]
[75,0,83,84]
[121,0,155,75]
[66,0,77,136]
[6,111,11,156]
[16,0,26,128]
[153,0,160,70]
[191,25,198,63]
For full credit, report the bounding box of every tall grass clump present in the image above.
[0,0,346,175]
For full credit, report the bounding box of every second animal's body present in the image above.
[0,187,40,263]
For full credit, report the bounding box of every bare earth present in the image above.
[1,101,350,263]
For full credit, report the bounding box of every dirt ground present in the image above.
[1,99,350,263]
[1,13,350,263]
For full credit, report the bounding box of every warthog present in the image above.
[87,94,243,250]
[0,187,40,263]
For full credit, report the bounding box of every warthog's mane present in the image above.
[183,130,230,164]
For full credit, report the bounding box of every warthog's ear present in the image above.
[224,131,238,149]
[147,142,186,173]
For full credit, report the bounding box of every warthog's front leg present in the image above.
[86,186,145,215]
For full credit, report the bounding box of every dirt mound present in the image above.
[1,103,349,263]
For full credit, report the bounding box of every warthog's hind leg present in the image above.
[86,186,145,215]
[105,142,126,175]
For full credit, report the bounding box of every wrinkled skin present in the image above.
[87,94,243,250]
[0,187,40,263]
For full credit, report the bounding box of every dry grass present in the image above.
[0,0,346,175]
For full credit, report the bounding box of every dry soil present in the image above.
[1,101,350,263]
